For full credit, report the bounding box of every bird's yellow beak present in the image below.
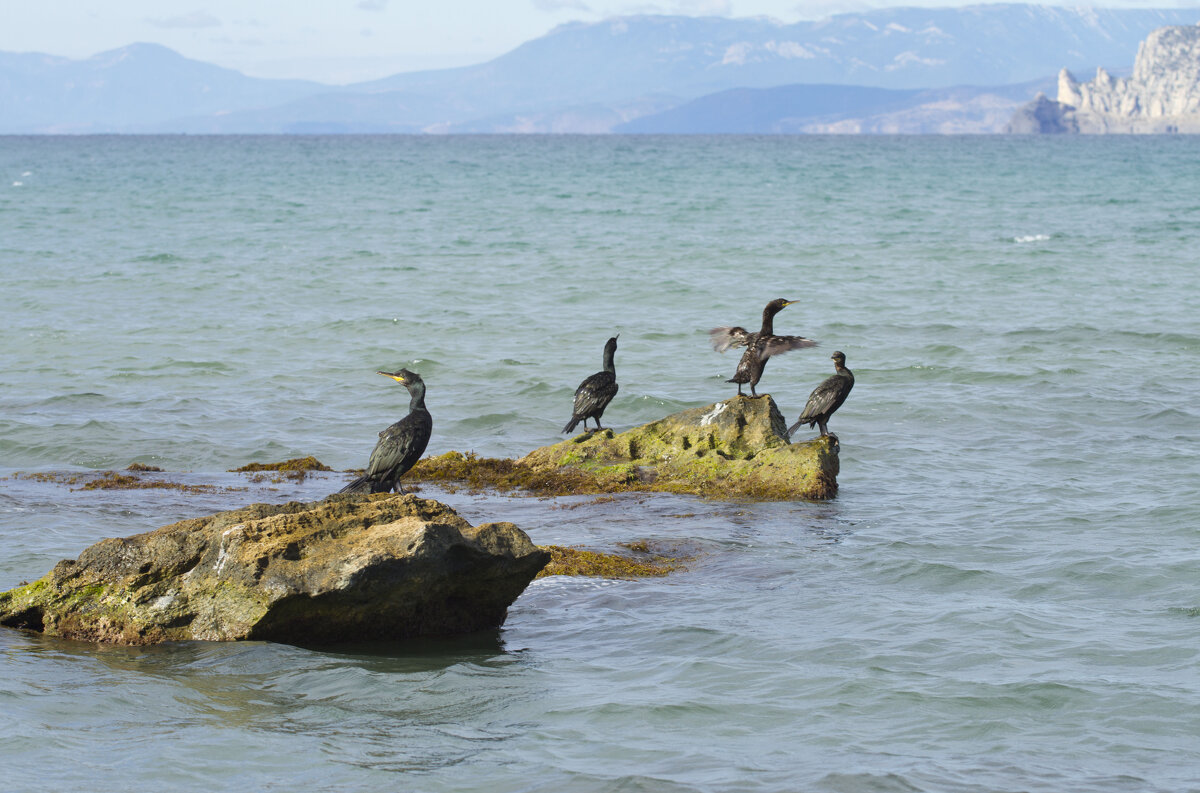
[782,300,798,307]
[377,370,406,383]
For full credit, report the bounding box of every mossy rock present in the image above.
[536,542,690,579]
[230,456,332,472]
[410,395,838,500]
[0,494,548,646]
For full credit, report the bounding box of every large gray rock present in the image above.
[0,494,549,646]
[1004,92,1078,133]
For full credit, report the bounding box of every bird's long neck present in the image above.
[759,306,778,336]
[408,384,427,412]
[602,346,616,375]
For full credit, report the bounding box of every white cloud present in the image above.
[722,41,754,64]
[672,0,732,14]
[765,40,815,58]
[533,0,593,11]
[884,50,946,70]
[722,39,817,65]
[615,0,730,15]
[146,11,221,29]
[793,0,878,21]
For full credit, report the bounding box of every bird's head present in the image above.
[377,368,423,389]
[765,298,797,315]
[831,351,846,365]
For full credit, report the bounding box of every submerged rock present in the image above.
[411,395,839,500]
[0,494,549,646]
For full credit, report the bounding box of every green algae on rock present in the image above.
[0,494,549,646]
[409,395,838,500]
[6,469,233,494]
[229,457,333,472]
[537,541,692,579]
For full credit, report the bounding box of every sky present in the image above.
[3,0,1190,84]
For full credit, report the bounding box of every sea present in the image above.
[1,135,1198,793]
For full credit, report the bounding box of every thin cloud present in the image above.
[146,11,221,29]
[534,0,593,12]
[673,0,732,13]
[793,0,877,19]
[357,0,389,10]
[610,0,731,15]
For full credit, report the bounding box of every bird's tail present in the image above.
[562,416,581,434]
[338,474,374,494]
[786,418,810,439]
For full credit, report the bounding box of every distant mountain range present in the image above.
[2,5,1197,134]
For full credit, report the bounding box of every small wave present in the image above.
[131,253,184,263]
[38,392,108,406]
[1014,234,1051,243]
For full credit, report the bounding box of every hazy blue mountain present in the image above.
[2,6,1197,133]
[616,84,923,133]
[359,6,1199,105]
[616,79,1054,133]
[0,43,323,133]
[144,90,462,134]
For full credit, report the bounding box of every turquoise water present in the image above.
[2,135,1199,792]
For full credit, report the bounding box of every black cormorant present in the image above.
[339,368,432,494]
[562,335,619,434]
[787,351,854,441]
[710,298,817,397]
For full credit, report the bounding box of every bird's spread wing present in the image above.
[758,334,818,360]
[710,326,752,352]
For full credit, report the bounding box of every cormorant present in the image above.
[562,335,619,434]
[710,298,817,397]
[339,368,432,494]
[787,351,854,441]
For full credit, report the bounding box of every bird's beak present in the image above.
[783,300,798,307]
[377,370,406,383]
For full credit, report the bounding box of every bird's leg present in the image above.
[817,419,829,437]
[750,384,758,398]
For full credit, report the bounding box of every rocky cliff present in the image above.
[1007,24,1200,133]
